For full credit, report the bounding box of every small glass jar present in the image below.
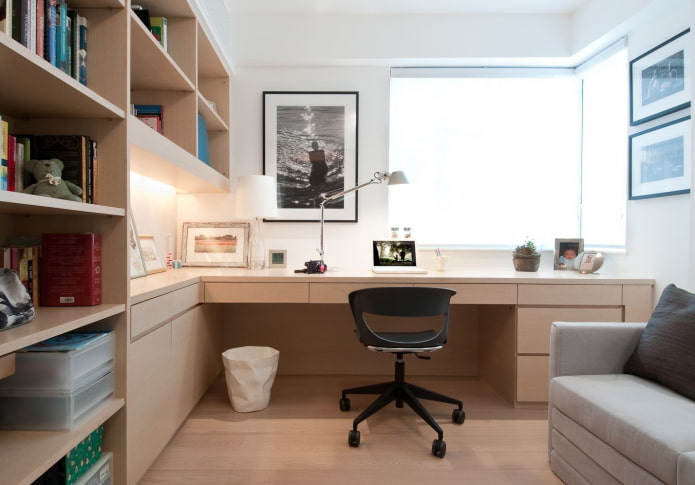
[403,227,412,239]
[390,227,400,239]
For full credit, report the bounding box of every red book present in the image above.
[7,135,16,192]
[40,233,101,306]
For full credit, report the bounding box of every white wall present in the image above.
[171,0,693,291]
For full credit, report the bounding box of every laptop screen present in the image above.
[372,240,418,267]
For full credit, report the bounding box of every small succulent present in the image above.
[514,238,539,256]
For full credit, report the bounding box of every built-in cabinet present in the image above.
[0,0,231,482]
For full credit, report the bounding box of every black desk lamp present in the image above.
[300,170,409,274]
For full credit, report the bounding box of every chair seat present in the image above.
[368,329,439,346]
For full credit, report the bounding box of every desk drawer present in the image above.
[205,282,309,303]
[518,284,622,306]
[131,283,200,339]
[517,355,550,402]
[517,307,623,354]
[309,283,409,304]
[445,284,517,304]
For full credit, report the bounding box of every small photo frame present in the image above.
[629,116,691,200]
[630,29,691,125]
[138,235,166,274]
[129,212,146,279]
[181,222,249,267]
[554,238,584,270]
[268,249,287,268]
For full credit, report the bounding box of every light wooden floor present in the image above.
[140,374,563,485]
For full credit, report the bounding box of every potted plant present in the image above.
[513,238,541,272]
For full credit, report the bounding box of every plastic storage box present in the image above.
[74,452,112,485]
[0,332,114,391]
[0,371,114,430]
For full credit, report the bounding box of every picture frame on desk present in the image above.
[268,249,287,268]
[129,212,147,279]
[629,116,691,200]
[138,236,166,274]
[181,222,249,267]
[630,29,691,125]
[554,238,584,270]
[262,91,359,222]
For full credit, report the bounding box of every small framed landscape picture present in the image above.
[181,222,249,267]
[129,213,147,279]
[268,249,287,268]
[138,236,166,274]
[554,238,584,270]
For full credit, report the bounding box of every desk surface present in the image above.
[130,267,654,305]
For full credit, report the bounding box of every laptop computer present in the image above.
[371,240,427,274]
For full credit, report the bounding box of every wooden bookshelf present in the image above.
[1,1,231,482]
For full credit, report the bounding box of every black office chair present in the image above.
[339,286,465,458]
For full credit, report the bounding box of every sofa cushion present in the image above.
[624,284,695,401]
[550,374,695,485]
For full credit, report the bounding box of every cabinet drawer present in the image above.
[517,355,550,402]
[518,284,622,306]
[205,282,309,303]
[131,283,200,338]
[309,283,408,304]
[445,284,517,304]
[517,307,623,354]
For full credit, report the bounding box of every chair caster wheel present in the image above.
[348,429,361,447]
[432,439,446,458]
[339,397,351,411]
[452,408,465,424]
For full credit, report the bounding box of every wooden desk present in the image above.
[127,268,652,483]
[131,268,654,405]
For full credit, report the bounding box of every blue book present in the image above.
[197,114,210,166]
[56,0,69,74]
[22,331,111,352]
[45,0,57,66]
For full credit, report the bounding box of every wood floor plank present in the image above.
[140,375,562,485]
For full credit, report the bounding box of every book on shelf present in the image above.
[197,113,210,166]
[0,0,13,37]
[1,117,8,191]
[132,104,164,134]
[18,134,95,203]
[45,0,57,66]
[150,16,167,51]
[7,134,16,192]
[35,0,44,58]
[131,4,150,29]
[1,246,40,305]
[68,8,86,85]
[40,233,101,306]
[56,0,68,74]
[14,135,30,191]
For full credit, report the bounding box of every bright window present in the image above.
[389,44,627,251]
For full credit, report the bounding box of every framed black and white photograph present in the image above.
[129,212,147,279]
[629,116,691,200]
[181,222,249,267]
[263,91,358,222]
[268,249,287,268]
[138,236,166,274]
[630,29,691,125]
[554,238,584,270]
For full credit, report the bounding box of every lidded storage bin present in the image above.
[0,332,115,430]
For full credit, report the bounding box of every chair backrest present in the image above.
[348,287,457,349]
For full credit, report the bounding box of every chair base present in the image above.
[340,355,464,444]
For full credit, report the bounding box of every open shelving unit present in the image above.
[0,0,231,483]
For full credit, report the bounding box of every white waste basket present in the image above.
[222,346,279,412]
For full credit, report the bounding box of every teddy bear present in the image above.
[23,158,83,202]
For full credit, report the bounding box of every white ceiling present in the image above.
[226,0,590,15]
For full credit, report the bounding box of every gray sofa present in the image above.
[548,321,695,485]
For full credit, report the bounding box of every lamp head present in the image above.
[387,170,409,186]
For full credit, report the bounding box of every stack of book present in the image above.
[0,127,98,204]
[132,104,163,134]
[2,0,88,85]
[1,245,40,306]
[131,5,167,51]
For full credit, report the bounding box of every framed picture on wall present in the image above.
[554,238,584,270]
[263,91,359,222]
[629,116,691,199]
[181,222,250,267]
[630,29,691,125]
